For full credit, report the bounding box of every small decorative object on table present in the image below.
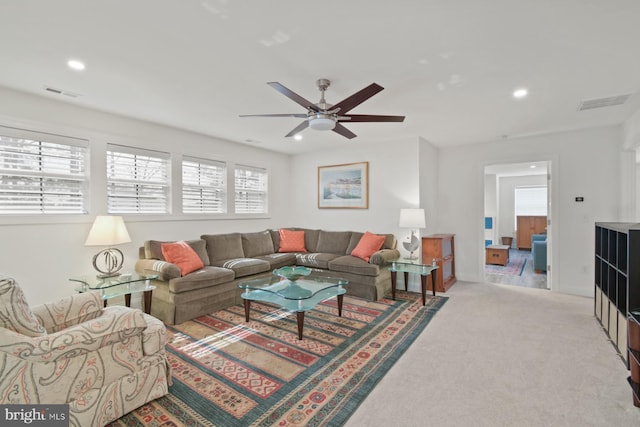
[273,266,311,281]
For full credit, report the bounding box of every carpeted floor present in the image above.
[107,291,446,427]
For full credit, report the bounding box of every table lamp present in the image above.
[85,215,131,278]
[399,208,426,259]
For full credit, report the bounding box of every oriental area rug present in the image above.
[107,291,447,427]
[484,250,527,276]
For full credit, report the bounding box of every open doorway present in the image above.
[483,161,550,289]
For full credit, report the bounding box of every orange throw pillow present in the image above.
[161,241,204,276]
[279,229,307,253]
[351,231,386,262]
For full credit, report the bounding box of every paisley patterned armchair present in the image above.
[0,275,170,426]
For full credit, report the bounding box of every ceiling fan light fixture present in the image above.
[308,114,336,131]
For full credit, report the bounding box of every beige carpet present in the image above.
[345,281,640,427]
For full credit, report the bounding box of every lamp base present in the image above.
[92,248,124,278]
[96,272,121,279]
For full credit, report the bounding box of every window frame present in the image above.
[233,164,269,215]
[106,144,171,215]
[0,125,89,216]
[182,156,227,214]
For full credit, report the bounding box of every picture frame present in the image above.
[318,161,369,209]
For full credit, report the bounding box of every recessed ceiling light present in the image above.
[293,134,303,141]
[513,88,528,98]
[67,59,86,71]
[530,165,537,169]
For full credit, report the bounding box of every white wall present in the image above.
[436,126,622,297]
[289,136,440,291]
[0,87,292,305]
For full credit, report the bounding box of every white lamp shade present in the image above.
[85,215,131,246]
[399,208,426,229]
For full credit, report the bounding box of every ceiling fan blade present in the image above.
[268,82,320,112]
[285,121,309,137]
[339,114,405,122]
[330,83,384,114]
[240,113,308,118]
[332,123,357,139]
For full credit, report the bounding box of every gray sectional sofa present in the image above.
[135,229,400,325]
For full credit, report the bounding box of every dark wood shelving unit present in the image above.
[596,223,640,407]
[594,223,640,366]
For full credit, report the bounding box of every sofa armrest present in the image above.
[369,248,401,266]
[135,258,181,281]
[32,291,104,333]
[0,307,147,363]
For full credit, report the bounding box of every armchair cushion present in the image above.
[0,276,46,337]
[32,291,104,333]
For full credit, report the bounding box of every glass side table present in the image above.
[389,259,439,306]
[70,273,157,314]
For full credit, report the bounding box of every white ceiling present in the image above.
[1,0,639,155]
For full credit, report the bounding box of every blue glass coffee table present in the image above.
[238,271,348,340]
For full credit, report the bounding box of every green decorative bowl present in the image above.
[273,266,311,281]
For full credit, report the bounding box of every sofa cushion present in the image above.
[328,255,380,277]
[202,233,245,262]
[241,231,275,257]
[381,234,396,250]
[212,258,271,278]
[316,230,352,254]
[168,266,235,293]
[145,239,210,265]
[254,253,297,269]
[161,241,205,276]
[296,253,341,269]
[271,228,320,252]
[0,275,46,337]
[351,231,386,262]
[278,229,307,253]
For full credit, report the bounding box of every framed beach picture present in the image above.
[318,161,369,209]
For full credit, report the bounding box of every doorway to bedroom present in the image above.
[483,161,550,289]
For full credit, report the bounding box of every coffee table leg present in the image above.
[143,290,153,314]
[337,294,344,317]
[125,293,131,307]
[420,275,427,306]
[404,272,409,291]
[296,311,305,340]
[244,299,251,322]
[390,270,397,300]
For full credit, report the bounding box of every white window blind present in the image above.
[515,186,547,218]
[107,144,170,214]
[182,157,226,213]
[234,165,268,214]
[0,127,88,214]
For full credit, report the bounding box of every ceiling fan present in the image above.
[240,79,405,139]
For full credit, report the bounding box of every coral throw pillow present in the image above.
[161,241,205,276]
[279,229,307,253]
[351,231,386,262]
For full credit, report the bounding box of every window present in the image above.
[182,157,226,213]
[515,186,547,220]
[234,165,268,214]
[107,144,170,214]
[0,126,88,214]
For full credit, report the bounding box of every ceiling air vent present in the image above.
[577,94,631,111]
[44,86,81,98]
